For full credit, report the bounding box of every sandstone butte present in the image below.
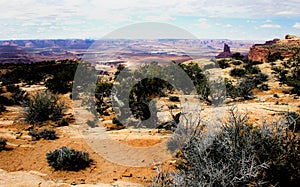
[248,34,300,63]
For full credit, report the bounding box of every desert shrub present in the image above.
[253,72,268,84]
[0,137,7,150]
[168,104,178,109]
[226,72,268,100]
[56,119,69,127]
[112,117,122,126]
[217,59,230,69]
[250,60,264,65]
[237,77,255,99]
[272,66,288,83]
[230,68,246,77]
[267,52,284,62]
[23,91,65,124]
[28,130,40,140]
[272,55,300,95]
[29,129,57,140]
[231,60,242,66]
[95,81,113,115]
[128,77,174,122]
[259,83,269,91]
[224,78,240,99]
[46,146,91,171]
[169,96,179,102]
[244,64,261,74]
[179,63,210,101]
[45,64,77,94]
[0,104,6,113]
[3,64,45,84]
[38,129,57,140]
[231,52,244,60]
[157,109,300,186]
[285,112,300,132]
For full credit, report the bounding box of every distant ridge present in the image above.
[0,39,255,63]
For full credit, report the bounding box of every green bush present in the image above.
[29,129,57,140]
[28,130,40,140]
[0,104,6,113]
[56,119,69,127]
[46,146,92,171]
[267,52,284,62]
[158,109,300,186]
[112,117,122,126]
[168,104,179,109]
[244,64,261,74]
[259,83,269,91]
[0,137,7,150]
[39,129,57,140]
[169,96,180,102]
[231,52,244,60]
[231,60,242,66]
[45,64,77,94]
[95,81,113,115]
[224,78,240,99]
[230,68,246,77]
[23,92,65,124]
[217,59,230,69]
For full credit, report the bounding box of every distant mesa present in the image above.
[248,34,300,63]
[216,43,232,58]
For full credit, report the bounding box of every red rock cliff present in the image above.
[248,35,300,62]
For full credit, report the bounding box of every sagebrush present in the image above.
[29,128,57,140]
[23,91,65,124]
[154,108,300,186]
[46,146,91,171]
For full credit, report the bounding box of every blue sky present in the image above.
[0,0,299,40]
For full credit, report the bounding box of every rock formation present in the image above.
[248,34,300,63]
[216,43,232,58]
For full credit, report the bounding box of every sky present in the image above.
[0,0,299,40]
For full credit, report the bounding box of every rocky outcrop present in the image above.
[248,34,300,63]
[216,43,232,58]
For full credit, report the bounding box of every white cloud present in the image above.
[0,0,299,39]
[197,18,211,29]
[293,22,300,29]
[265,19,272,22]
[260,24,281,28]
[144,15,175,22]
[21,22,38,26]
[1,0,299,21]
[224,24,232,28]
[246,20,256,23]
[277,11,297,15]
